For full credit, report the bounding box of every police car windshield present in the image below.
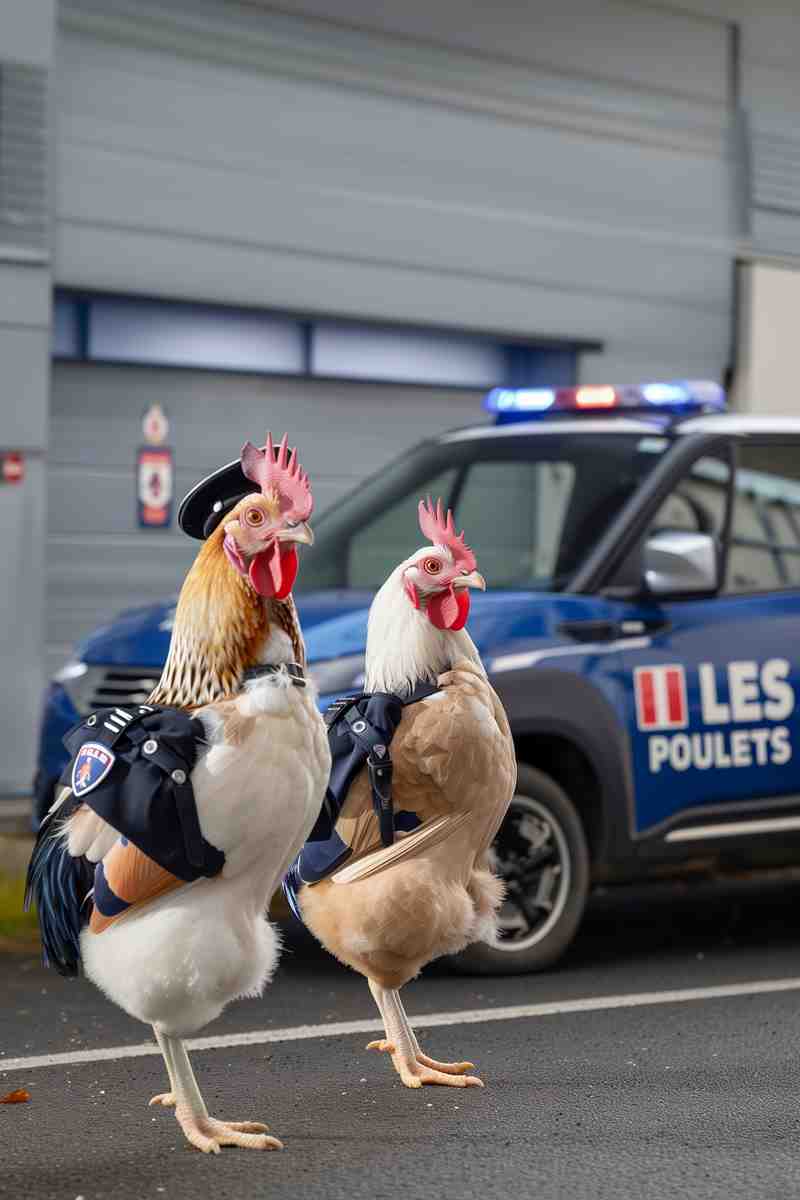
[298,430,669,593]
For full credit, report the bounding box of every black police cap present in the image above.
[178,457,257,540]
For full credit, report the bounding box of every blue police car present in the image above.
[35,381,800,973]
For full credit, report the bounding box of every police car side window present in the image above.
[648,456,729,540]
[347,469,458,588]
[455,459,575,587]
[726,444,800,594]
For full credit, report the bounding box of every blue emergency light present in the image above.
[485,380,726,424]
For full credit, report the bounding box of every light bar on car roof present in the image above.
[485,380,726,423]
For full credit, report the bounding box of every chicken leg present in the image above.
[156,1030,282,1153]
[148,1027,177,1108]
[366,981,483,1088]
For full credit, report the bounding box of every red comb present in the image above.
[240,432,313,522]
[418,497,476,572]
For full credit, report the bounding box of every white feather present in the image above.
[192,673,327,877]
[65,806,118,863]
[81,873,282,1036]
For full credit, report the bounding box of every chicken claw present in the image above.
[148,1091,176,1107]
[368,1038,483,1088]
[416,1052,477,1075]
[393,1057,483,1089]
[176,1113,282,1154]
[366,1038,396,1054]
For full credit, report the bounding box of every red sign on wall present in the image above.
[1,453,24,484]
[138,403,173,528]
[137,446,173,528]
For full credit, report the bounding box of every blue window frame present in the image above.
[52,289,591,390]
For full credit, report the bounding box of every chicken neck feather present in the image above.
[149,523,305,709]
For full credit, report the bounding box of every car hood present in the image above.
[78,591,376,667]
[304,591,566,664]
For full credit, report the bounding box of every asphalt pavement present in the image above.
[4,877,800,1200]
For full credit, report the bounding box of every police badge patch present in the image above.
[71,743,116,798]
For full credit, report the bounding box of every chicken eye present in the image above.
[244,508,265,527]
[423,558,442,575]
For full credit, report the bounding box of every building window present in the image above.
[88,297,304,374]
[52,289,589,390]
[52,292,82,359]
[311,323,507,388]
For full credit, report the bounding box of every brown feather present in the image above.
[89,840,185,934]
[270,594,306,668]
[299,660,516,988]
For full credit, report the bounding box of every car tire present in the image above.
[450,764,590,976]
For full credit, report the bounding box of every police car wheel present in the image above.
[451,765,590,975]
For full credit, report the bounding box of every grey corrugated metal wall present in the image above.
[0,1,54,793]
[55,0,736,383]
[677,0,800,260]
[47,364,483,674]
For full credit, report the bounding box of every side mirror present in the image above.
[642,530,718,597]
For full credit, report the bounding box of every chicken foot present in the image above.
[155,1030,282,1153]
[366,981,483,1088]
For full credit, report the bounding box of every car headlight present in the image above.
[53,659,98,714]
[306,653,365,696]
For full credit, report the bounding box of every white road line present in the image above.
[4,976,800,1076]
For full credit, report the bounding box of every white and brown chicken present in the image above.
[286,498,516,1089]
[27,434,330,1153]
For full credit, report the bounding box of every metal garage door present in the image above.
[47,363,483,675]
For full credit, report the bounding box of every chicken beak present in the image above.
[453,570,486,591]
[277,521,314,547]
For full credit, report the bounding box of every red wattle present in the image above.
[404,578,421,609]
[248,544,298,599]
[427,586,470,631]
[223,533,246,575]
[273,546,298,599]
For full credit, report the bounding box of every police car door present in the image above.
[614,438,800,840]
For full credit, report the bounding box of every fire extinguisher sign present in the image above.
[137,446,173,528]
[137,403,173,528]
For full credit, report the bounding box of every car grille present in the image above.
[86,667,161,714]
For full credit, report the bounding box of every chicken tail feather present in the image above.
[25,795,94,977]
